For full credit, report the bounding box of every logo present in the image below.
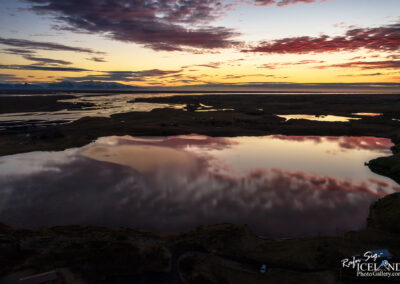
[341,249,400,278]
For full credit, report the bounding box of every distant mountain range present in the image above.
[1,81,399,93]
[0,81,142,90]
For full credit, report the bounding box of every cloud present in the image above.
[87,57,106,63]
[25,0,240,51]
[2,47,75,67]
[257,60,325,69]
[2,47,73,66]
[222,74,287,79]
[315,60,400,70]
[182,62,223,69]
[0,64,89,72]
[62,69,183,82]
[23,55,72,65]
[0,37,104,54]
[349,56,369,61]
[253,0,327,7]
[194,62,223,69]
[337,73,385,77]
[387,54,400,60]
[0,73,26,83]
[15,0,351,54]
[182,59,246,70]
[2,48,35,55]
[243,23,400,54]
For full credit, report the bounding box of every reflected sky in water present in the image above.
[0,92,380,129]
[0,134,398,237]
[277,114,361,122]
[352,113,382,117]
[0,92,243,128]
[0,93,186,128]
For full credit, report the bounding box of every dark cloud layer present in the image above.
[0,64,89,72]
[0,73,26,82]
[25,0,239,51]
[222,74,287,79]
[0,37,103,54]
[253,0,326,7]
[3,47,73,66]
[243,24,400,54]
[257,60,325,69]
[315,60,400,70]
[338,73,385,77]
[2,48,35,55]
[182,62,223,69]
[23,55,72,65]
[87,57,106,63]
[62,69,183,81]
[17,0,387,55]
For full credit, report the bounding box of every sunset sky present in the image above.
[0,0,399,88]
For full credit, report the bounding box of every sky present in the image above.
[0,0,399,88]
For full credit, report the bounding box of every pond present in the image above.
[0,134,397,238]
[0,95,185,129]
[277,114,361,122]
[352,113,382,117]
[1,92,384,130]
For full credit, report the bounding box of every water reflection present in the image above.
[0,92,238,128]
[352,113,382,117]
[184,103,234,112]
[0,135,397,237]
[271,135,393,151]
[0,95,185,129]
[0,92,389,130]
[0,92,234,129]
[277,114,361,122]
[2,92,386,129]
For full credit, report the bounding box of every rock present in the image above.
[367,192,400,233]
[0,223,12,232]
[1,195,400,283]
[368,153,400,184]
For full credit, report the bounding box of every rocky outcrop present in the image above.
[368,134,400,184]
[1,194,400,283]
[367,192,400,234]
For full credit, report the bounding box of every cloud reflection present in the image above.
[272,135,393,152]
[0,135,397,238]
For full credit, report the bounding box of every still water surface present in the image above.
[0,93,187,129]
[277,114,361,122]
[0,92,386,129]
[0,92,238,128]
[0,134,397,237]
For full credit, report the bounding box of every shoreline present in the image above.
[1,93,400,184]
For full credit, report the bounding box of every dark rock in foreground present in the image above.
[369,153,400,185]
[1,193,400,283]
[367,192,400,234]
